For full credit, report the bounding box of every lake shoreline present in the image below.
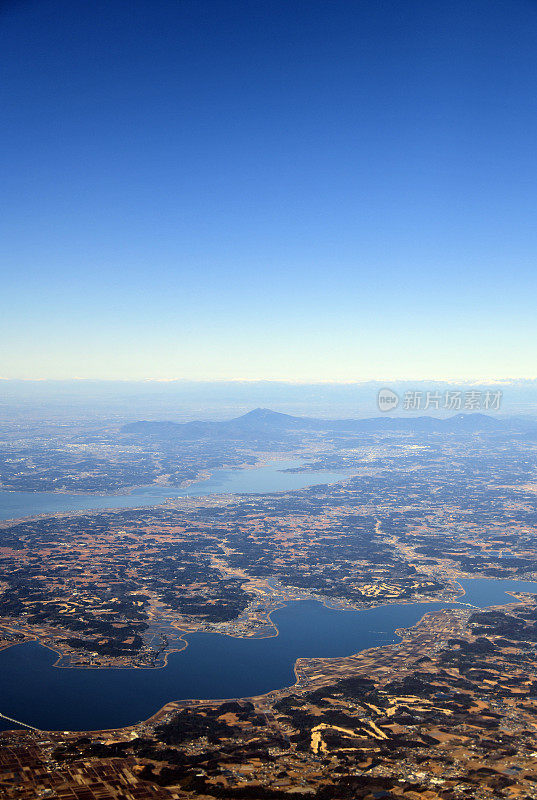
[0,458,350,522]
[1,578,536,734]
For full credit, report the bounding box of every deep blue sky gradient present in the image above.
[1,0,536,380]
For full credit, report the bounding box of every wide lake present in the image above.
[0,459,348,521]
[0,578,535,733]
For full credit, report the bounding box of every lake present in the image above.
[0,460,348,521]
[0,577,535,733]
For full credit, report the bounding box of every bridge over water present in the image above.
[0,712,41,731]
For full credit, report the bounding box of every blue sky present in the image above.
[1,0,536,381]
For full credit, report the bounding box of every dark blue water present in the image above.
[0,578,534,733]
[0,460,348,521]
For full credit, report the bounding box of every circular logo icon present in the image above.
[377,388,399,412]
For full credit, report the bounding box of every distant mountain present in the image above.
[442,413,500,431]
[121,408,502,441]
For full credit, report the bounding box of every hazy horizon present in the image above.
[1,377,536,422]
